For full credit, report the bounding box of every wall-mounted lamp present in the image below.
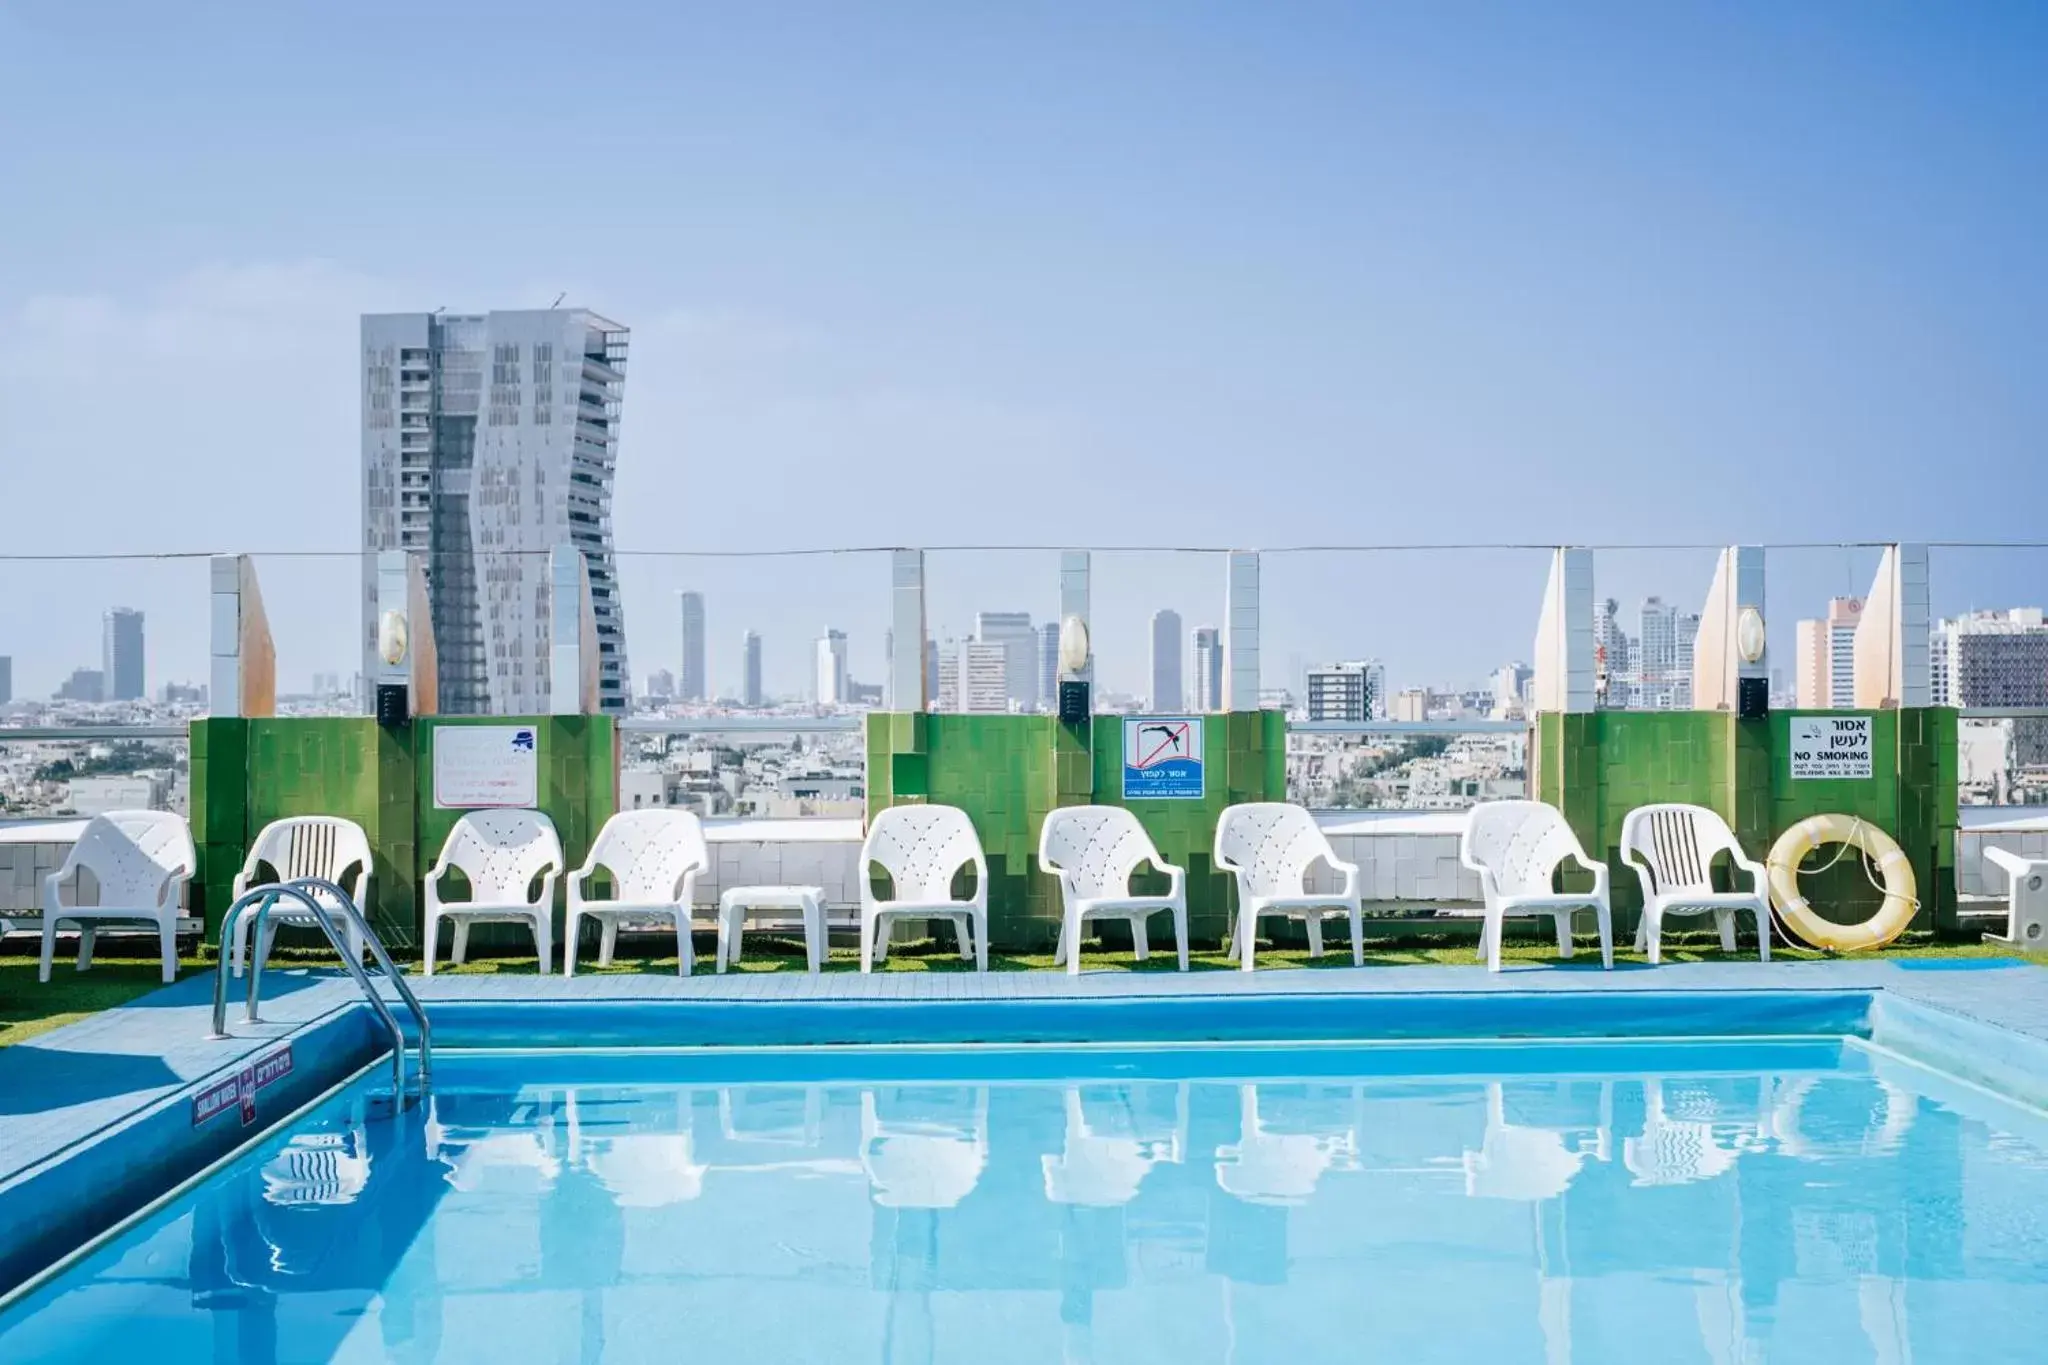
[1058,615,1090,675]
[379,610,410,668]
[1736,607,1766,665]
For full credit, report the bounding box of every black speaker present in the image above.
[1737,675,1769,720]
[1058,680,1090,724]
[375,683,410,728]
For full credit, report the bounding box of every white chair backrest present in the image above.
[1463,801,1588,896]
[1215,804,1332,898]
[1040,806,1165,899]
[437,810,563,902]
[1622,804,1740,897]
[247,816,372,891]
[586,808,708,903]
[64,811,194,906]
[863,805,983,903]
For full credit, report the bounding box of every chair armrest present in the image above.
[158,866,192,911]
[567,854,601,904]
[971,852,990,908]
[1325,857,1361,899]
[1733,854,1770,897]
[533,865,562,908]
[1984,847,2037,887]
[1157,862,1187,897]
[1570,850,1611,898]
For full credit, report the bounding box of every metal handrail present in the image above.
[211,878,432,1106]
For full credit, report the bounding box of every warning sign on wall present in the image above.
[1788,716,1873,780]
[1123,717,1204,800]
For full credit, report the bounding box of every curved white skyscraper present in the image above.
[362,309,631,714]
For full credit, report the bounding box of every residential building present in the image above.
[361,308,632,715]
[1391,688,1431,723]
[937,640,1009,714]
[1938,609,2048,707]
[1795,597,1863,708]
[1192,627,1223,712]
[1594,598,1632,707]
[57,668,105,703]
[742,630,764,708]
[1674,612,1700,709]
[644,668,675,701]
[0,655,11,705]
[678,592,707,702]
[924,638,940,710]
[1637,597,1677,706]
[1037,622,1060,707]
[1306,661,1379,723]
[1493,661,1534,719]
[814,629,848,705]
[103,608,144,702]
[1149,610,1184,712]
[974,611,1039,712]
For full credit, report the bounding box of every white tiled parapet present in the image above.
[1309,811,1484,904]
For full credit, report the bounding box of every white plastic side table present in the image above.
[718,885,826,974]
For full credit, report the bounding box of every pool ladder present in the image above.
[211,877,432,1113]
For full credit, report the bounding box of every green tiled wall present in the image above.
[1534,708,1958,932]
[191,715,618,952]
[865,711,1287,951]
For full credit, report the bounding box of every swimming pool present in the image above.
[7,1012,2048,1364]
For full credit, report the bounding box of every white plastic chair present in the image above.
[1039,806,1188,975]
[423,810,564,975]
[1620,804,1771,964]
[566,808,708,976]
[1460,800,1614,972]
[1213,803,1363,971]
[858,805,988,973]
[1984,846,2048,948]
[39,810,194,984]
[230,816,374,977]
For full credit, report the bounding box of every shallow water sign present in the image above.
[1788,715,1873,780]
[1123,716,1204,799]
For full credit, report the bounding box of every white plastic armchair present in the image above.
[1213,803,1363,972]
[858,805,988,973]
[230,816,374,977]
[423,810,564,975]
[1620,803,1771,964]
[39,810,194,984]
[1460,800,1613,972]
[1983,847,2048,948]
[567,808,708,976]
[1039,806,1188,975]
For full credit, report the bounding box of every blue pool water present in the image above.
[6,1038,2048,1363]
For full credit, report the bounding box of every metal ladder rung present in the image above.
[211,877,432,1112]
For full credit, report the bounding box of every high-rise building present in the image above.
[814,629,848,705]
[361,308,632,715]
[1635,597,1679,708]
[1391,688,1431,723]
[644,668,675,700]
[0,655,11,705]
[1150,610,1184,712]
[1674,612,1700,709]
[974,611,1039,712]
[57,668,105,703]
[1192,627,1223,712]
[1937,609,2048,706]
[678,592,707,702]
[1037,622,1060,708]
[924,638,940,711]
[1306,661,1378,723]
[102,607,144,702]
[1493,661,1535,719]
[742,630,764,708]
[1594,598,1632,707]
[1795,597,1863,708]
[938,640,1010,713]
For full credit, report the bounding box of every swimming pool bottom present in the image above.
[5,1036,2047,1365]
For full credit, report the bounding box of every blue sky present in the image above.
[2,3,2044,699]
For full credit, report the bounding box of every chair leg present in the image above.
[452,920,470,966]
[1348,902,1364,967]
[1487,911,1504,973]
[1305,914,1324,959]
[77,926,97,971]
[803,897,822,974]
[1715,908,1737,954]
[957,915,974,961]
[1755,907,1771,964]
[1175,907,1189,973]
[598,918,618,967]
[565,912,582,977]
[39,915,59,983]
[256,916,277,975]
[1596,905,1614,970]
[974,913,988,973]
[230,915,247,978]
[1239,910,1257,972]
[423,913,439,977]
[1644,906,1664,966]
[860,913,876,974]
[1132,915,1150,963]
[678,912,695,977]
[534,913,553,975]
[1065,912,1082,977]
[160,917,178,984]
[1555,911,1575,959]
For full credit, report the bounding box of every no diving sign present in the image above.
[1789,716,1873,780]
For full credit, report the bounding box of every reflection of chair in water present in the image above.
[567,1090,707,1207]
[720,1085,825,1147]
[263,1127,374,1207]
[1214,1084,1359,1206]
[1042,1083,1188,1206]
[1463,1081,1610,1202]
[1765,1075,1917,1160]
[427,1093,564,1193]
[861,1088,989,1208]
[1624,1079,1757,1187]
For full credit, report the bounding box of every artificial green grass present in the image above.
[2,932,2038,1047]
